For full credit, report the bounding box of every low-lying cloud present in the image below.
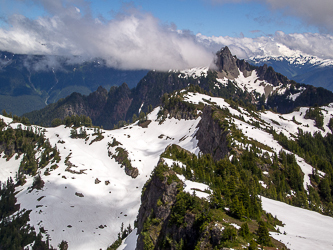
[1,0,333,71]
[0,3,214,70]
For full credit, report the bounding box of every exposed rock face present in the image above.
[215,46,240,79]
[136,166,181,250]
[95,83,133,129]
[125,166,139,178]
[214,46,288,87]
[256,64,289,87]
[236,59,254,77]
[195,106,229,161]
[135,163,227,250]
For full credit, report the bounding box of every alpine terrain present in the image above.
[1,47,333,250]
[0,51,148,116]
[249,44,333,92]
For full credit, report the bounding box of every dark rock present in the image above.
[215,46,239,79]
[125,166,139,178]
[75,192,84,197]
[256,64,289,87]
[195,106,229,161]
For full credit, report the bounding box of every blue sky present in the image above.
[0,0,332,70]
[92,0,320,37]
[0,0,321,37]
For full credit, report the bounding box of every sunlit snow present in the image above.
[262,197,333,250]
[0,109,201,250]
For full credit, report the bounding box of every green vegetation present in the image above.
[112,147,132,170]
[51,114,92,128]
[141,145,284,249]
[162,145,263,221]
[2,110,31,125]
[89,128,104,144]
[70,127,87,139]
[0,178,56,249]
[107,223,133,250]
[0,119,60,177]
[304,106,324,128]
[158,92,203,122]
[272,128,333,215]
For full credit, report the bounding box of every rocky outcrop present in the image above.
[136,165,181,250]
[110,146,139,178]
[125,166,139,178]
[256,64,289,87]
[215,46,240,79]
[214,46,289,86]
[195,106,229,161]
[136,162,229,250]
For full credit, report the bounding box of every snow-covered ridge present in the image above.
[250,53,333,68]
[0,110,201,250]
[214,69,287,98]
[262,197,333,250]
[178,67,209,79]
[182,92,332,189]
[2,87,333,250]
[213,69,305,101]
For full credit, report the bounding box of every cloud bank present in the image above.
[209,0,333,33]
[197,31,333,60]
[0,0,333,71]
[0,2,214,70]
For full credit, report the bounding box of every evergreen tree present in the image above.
[256,221,272,246]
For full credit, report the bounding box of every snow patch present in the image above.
[117,228,137,250]
[176,174,211,199]
[262,196,333,250]
[179,67,209,79]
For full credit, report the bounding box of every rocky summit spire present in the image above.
[214,46,240,79]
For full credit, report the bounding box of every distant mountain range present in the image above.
[1,46,333,117]
[249,52,333,92]
[23,47,333,129]
[0,51,148,116]
[2,71,333,249]
[1,46,333,250]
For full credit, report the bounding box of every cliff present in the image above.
[195,106,229,161]
[135,162,226,250]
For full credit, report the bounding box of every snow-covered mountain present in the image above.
[2,85,333,249]
[0,109,200,249]
[249,44,333,92]
[24,46,333,130]
[1,47,333,250]
[249,43,333,68]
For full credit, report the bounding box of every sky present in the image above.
[0,0,332,70]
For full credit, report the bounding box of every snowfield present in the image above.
[0,110,201,250]
[262,197,333,250]
[1,87,333,250]
[183,92,333,189]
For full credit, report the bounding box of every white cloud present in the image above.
[0,3,214,70]
[1,0,333,71]
[197,31,333,60]
[208,0,333,33]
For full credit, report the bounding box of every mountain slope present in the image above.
[249,53,333,92]
[0,107,201,249]
[0,51,148,116]
[2,84,333,249]
[23,47,333,129]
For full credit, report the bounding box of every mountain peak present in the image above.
[215,47,237,73]
[214,46,251,79]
